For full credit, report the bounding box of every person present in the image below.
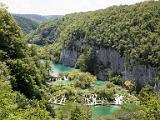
[84,95,87,103]
[92,94,97,105]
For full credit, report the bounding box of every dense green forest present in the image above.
[0,1,160,120]
[29,0,160,67]
[14,15,39,34]
[15,14,63,23]
[0,3,94,119]
[13,14,63,35]
[0,3,54,119]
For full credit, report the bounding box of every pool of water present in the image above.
[52,64,74,73]
[96,80,105,87]
[92,105,120,118]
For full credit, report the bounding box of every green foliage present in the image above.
[14,15,39,34]
[43,43,62,62]
[110,75,122,85]
[8,58,49,99]
[55,103,91,120]
[94,82,119,101]
[30,0,160,67]
[138,93,160,120]
[0,5,55,119]
[14,14,62,23]
[139,84,155,105]
[0,79,52,120]
[75,49,93,71]
[70,106,82,120]
[27,19,62,45]
[0,6,27,59]
[1,1,160,119]
[0,61,52,119]
[115,85,160,120]
[137,85,160,120]
[0,62,10,80]
[124,80,135,93]
[65,71,96,89]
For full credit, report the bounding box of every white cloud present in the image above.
[1,0,144,15]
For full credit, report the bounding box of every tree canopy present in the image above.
[29,0,160,67]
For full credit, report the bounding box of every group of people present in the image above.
[47,75,69,83]
[50,94,123,106]
[84,94,97,105]
[114,95,123,105]
[50,95,66,105]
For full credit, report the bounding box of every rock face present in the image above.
[93,48,124,80]
[59,46,158,89]
[92,47,158,88]
[125,65,157,85]
[59,48,78,67]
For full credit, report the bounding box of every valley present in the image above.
[0,0,160,120]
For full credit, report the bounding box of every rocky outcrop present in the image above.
[92,48,124,80]
[59,48,78,67]
[125,65,157,86]
[92,47,158,87]
[59,46,159,89]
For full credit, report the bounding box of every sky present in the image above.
[1,0,144,15]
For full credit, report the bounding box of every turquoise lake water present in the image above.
[52,64,74,73]
[51,63,120,118]
[92,105,120,118]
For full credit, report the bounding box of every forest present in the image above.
[28,1,160,67]
[0,0,160,120]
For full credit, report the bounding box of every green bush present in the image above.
[65,71,96,89]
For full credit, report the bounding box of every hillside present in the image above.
[28,1,160,90]
[14,14,63,23]
[14,15,39,34]
[0,5,54,119]
[1,1,160,120]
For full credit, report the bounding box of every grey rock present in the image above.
[59,45,158,89]
[59,48,78,67]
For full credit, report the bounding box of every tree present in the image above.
[139,84,154,105]
[124,80,135,93]
[138,85,160,120]
[65,71,96,89]
[75,49,93,71]
[70,106,82,120]
[0,5,27,59]
[110,75,122,85]
[0,3,53,119]
[55,103,91,120]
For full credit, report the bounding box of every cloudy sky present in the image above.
[2,0,144,15]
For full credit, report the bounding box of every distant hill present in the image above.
[14,14,63,23]
[44,15,63,20]
[13,14,63,34]
[13,15,39,35]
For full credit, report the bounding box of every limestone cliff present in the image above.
[59,46,159,89]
